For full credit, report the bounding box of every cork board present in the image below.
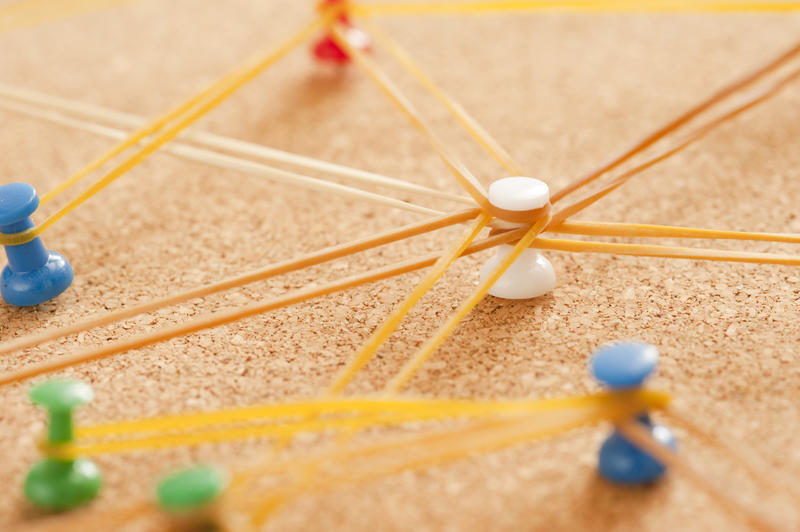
[0,1,799,531]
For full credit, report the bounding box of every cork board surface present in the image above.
[0,1,799,531]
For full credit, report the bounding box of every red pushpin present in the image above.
[312,0,372,65]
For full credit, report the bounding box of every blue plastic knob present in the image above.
[590,342,659,389]
[0,183,73,306]
[0,182,39,225]
[598,421,677,485]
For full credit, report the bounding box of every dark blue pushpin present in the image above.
[0,183,73,306]
[590,341,677,485]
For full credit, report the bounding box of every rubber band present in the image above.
[0,82,474,205]
[550,220,800,244]
[355,1,800,17]
[0,209,478,357]
[489,202,552,225]
[6,220,789,390]
[51,412,454,459]
[663,408,800,503]
[386,215,550,392]
[0,221,527,387]
[243,394,667,524]
[0,17,322,246]
[337,19,554,225]
[48,391,668,459]
[531,237,800,266]
[259,213,492,519]
[248,412,605,523]
[0,98,443,217]
[550,64,800,225]
[361,17,526,176]
[0,0,145,32]
[552,37,800,204]
[224,223,544,519]
[77,392,665,439]
[327,213,490,394]
[616,420,779,532]
[328,24,491,210]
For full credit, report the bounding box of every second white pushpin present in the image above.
[480,177,556,299]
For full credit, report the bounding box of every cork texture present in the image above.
[0,1,799,531]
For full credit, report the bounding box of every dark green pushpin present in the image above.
[156,465,227,514]
[24,381,102,511]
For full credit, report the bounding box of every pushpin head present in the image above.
[0,183,74,307]
[156,466,228,513]
[31,380,93,443]
[0,183,39,226]
[591,342,659,389]
[30,380,94,411]
[24,458,102,511]
[488,177,550,212]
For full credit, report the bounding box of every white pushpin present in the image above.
[480,177,556,299]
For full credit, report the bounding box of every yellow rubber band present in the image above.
[0,0,146,33]
[327,213,490,394]
[386,214,550,392]
[0,17,321,246]
[361,18,525,176]
[329,24,491,209]
[57,390,668,458]
[242,390,668,523]
[355,1,800,17]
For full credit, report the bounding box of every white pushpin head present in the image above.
[481,177,556,299]
[488,177,549,212]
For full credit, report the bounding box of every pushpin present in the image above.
[312,0,372,64]
[590,342,677,485]
[24,381,101,510]
[156,465,229,527]
[480,177,556,299]
[0,183,73,306]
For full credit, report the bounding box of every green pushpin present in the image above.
[24,381,102,511]
[156,465,228,514]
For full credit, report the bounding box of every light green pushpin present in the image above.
[24,381,102,511]
[156,465,228,513]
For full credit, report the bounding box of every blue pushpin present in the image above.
[0,183,73,306]
[590,341,677,485]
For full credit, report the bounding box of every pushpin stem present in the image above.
[1,217,49,273]
[29,380,93,447]
[47,408,75,446]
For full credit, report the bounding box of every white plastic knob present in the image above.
[480,244,556,299]
[488,177,549,211]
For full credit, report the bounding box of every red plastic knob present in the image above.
[311,26,372,65]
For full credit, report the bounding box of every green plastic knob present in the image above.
[156,466,228,513]
[30,380,93,444]
[24,457,102,511]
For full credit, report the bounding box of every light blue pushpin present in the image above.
[590,341,677,485]
[0,183,73,306]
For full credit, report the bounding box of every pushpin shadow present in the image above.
[574,465,671,528]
